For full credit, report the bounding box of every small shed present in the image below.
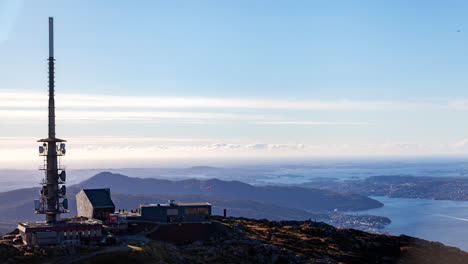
[76,189,115,221]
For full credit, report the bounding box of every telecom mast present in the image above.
[36,17,68,223]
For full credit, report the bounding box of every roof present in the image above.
[177,202,211,206]
[37,137,67,142]
[18,217,102,228]
[81,189,115,208]
[141,202,211,207]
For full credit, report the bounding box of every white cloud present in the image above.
[0,91,444,111]
[447,100,468,110]
[380,142,422,150]
[246,143,269,150]
[243,143,304,150]
[258,121,369,125]
[0,109,271,121]
[455,139,468,148]
[4,138,468,168]
[0,136,239,147]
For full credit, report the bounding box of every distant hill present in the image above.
[75,172,383,212]
[0,220,18,236]
[0,189,389,236]
[0,189,329,222]
[303,175,468,201]
[0,173,381,220]
[0,172,388,235]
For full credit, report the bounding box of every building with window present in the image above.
[76,189,116,221]
[18,217,102,245]
[125,200,211,223]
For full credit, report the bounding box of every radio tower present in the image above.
[36,17,68,223]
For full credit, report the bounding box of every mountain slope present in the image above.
[0,171,382,222]
[75,172,383,211]
[0,172,388,235]
[0,191,389,235]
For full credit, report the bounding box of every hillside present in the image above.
[2,216,467,264]
[75,172,383,211]
[0,172,383,218]
[0,188,389,235]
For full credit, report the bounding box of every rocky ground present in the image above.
[1,216,468,264]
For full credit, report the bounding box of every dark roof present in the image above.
[82,189,115,208]
[141,202,211,207]
[37,137,67,142]
[176,202,211,206]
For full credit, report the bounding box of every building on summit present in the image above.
[125,200,211,223]
[76,189,116,221]
[18,217,102,246]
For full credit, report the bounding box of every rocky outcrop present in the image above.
[86,217,468,264]
[2,216,467,263]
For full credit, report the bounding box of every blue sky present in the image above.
[2,0,468,167]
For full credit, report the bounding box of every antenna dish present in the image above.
[34,200,41,211]
[59,143,66,154]
[60,185,66,196]
[39,146,44,154]
[62,198,68,210]
[59,171,66,182]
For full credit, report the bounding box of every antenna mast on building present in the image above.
[36,17,68,223]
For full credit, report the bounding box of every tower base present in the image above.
[17,217,103,246]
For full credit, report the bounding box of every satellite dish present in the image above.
[62,198,68,210]
[39,146,45,154]
[59,171,66,182]
[60,185,66,195]
[34,200,41,211]
[60,143,66,154]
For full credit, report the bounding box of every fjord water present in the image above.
[357,196,468,251]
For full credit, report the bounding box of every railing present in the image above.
[38,165,66,171]
[39,152,65,157]
[39,179,66,185]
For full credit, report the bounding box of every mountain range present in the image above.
[0,172,387,234]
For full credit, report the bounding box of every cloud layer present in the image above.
[0,91,372,124]
[0,91,444,110]
[2,91,468,168]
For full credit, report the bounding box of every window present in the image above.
[167,209,178,215]
[184,207,209,215]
